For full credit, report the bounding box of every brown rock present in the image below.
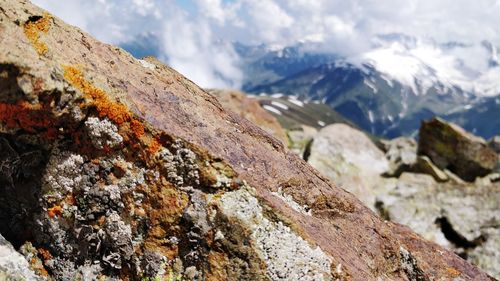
[0,1,492,280]
[418,117,497,181]
[208,89,288,145]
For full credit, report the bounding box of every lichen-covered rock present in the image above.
[0,234,44,280]
[307,123,389,207]
[418,118,497,181]
[0,1,493,280]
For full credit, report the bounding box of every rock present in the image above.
[307,123,390,206]
[488,136,500,172]
[208,89,288,145]
[376,173,500,278]
[286,124,317,158]
[0,235,43,280]
[0,1,493,280]
[380,137,417,177]
[412,155,449,182]
[418,118,498,181]
[489,136,500,152]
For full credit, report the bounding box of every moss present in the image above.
[23,13,52,55]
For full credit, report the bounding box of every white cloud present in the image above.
[31,0,500,93]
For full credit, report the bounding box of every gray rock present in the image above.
[488,136,500,153]
[380,137,417,177]
[287,125,318,158]
[307,123,389,207]
[0,235,43,280]
[376,173,500,278]
[412,156,449,182]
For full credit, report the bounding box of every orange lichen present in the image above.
[63,64,169,162]
[63,65,132,125]
[446,267,461,277]
[23,13,52,55]
[148,137,162,155]
[0,101,58,138]
[206,251,229,281]
[47,205,63,218]
[38,248,53,261]
[130,119,145,138]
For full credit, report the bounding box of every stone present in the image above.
[208,89,288,146]
[488,136,500,172]
[0,234,43,280]
[286,124,317,158]
[0,1,493,280]
[412,155,449,182]
[380,137,418,177]
[489,136,500,153]
[418,117,497,181]
[307,123,390,207]
[376,172,500,278]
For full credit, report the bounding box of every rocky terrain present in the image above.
[0,0,496,280]
[288,118,500,278]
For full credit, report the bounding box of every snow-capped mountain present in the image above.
[241,37,500,139]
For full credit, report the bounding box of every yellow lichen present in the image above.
[63,65,132,125]
[23,13,52,55]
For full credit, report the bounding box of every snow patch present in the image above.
[271,101,289,110]
[263,105,282,115]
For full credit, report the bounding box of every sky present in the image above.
[31,0,500,92]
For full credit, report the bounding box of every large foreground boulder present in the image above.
[0,1,493,280]
[418,118,497,181]
[208,89,288,145]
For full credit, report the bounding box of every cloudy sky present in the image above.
[32,0,500,91]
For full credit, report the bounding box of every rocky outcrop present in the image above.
[307,123,390,207]
[0,1,493,280]
[380,137,417,177]
[304,122,500,278]
[376,173,500,278]
[0,234,43,280]
[418,118,497,181]
[208,89,288,145]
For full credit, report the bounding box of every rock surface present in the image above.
[0,1,493,280]
[376,173,500,278]
[307,123,390,207]
[380,137,417,177]
[412,156,449,182]
[418,118,497,181]
[286,124,317,158]
[208,89,288,145]
[305,122,500,278]
[0,234,43,280]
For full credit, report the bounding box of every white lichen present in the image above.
[84,117,123,149]
[155,141,199,187]
[217,187,332,281]
[271,187,312,216]
[43,150,85,195]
